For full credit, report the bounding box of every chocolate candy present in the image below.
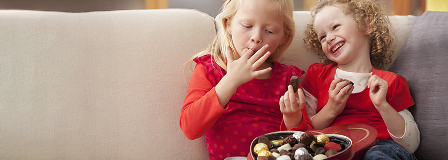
[270,139,283,147]
[310,141,320,152]
[313,154,328,160]
[294,147,308,156]
[324,142,342,151]
[261,155,276,160]
[283,135,298,146]
[297,153,313,160]
[290,76,299,93]
[254,143,269,154]
[292,143,306,153]
[279,149,289,156]
[277,143,292,152]
[299,133,316,146]
[316,134,330,146]
[258,135,272,149]
[325,149,338,157]
[344,79,354,86]
[276,155,291,160]
[257,150,272,157]
[315,147,326,155]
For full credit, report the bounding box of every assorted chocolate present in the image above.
[253,132,346,160]
[290,76,299,93]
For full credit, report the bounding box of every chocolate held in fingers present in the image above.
[290,76,299,93]
[343,79,354,86]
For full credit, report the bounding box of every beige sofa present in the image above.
[0,9,416,159]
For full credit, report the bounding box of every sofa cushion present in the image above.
[388,11,448,160]
[0,9,214,159]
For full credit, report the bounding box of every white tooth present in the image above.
[332,43,343,52]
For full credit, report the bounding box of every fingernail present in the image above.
[264,44,269,48]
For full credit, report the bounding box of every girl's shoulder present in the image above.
[373,68,410,88]
[193,54,226,80]
[193,54,212,65]
[373,68,400,81]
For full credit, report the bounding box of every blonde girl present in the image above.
[180,0,311,159]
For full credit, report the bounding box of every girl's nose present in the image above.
[327,34,335,44]
[251,31,262,44]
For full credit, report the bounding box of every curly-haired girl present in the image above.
[282,0,420,159]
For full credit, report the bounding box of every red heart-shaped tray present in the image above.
[248,124,377,160]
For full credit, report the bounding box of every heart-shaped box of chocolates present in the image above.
[249,124,377,160]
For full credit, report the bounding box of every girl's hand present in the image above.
[280,85,306,129]
[280,85,306,117]
[368,75,388,109]
[224,45,272,87]
[326,78,353,116]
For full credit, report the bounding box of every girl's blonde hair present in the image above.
[188,0,295,71]
[304,0,394,70]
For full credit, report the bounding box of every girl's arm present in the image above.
[368,75,421,152]
[180,64,227,140]
[389,109,420,153]
[280,86,306,130]
[368,75,406,139]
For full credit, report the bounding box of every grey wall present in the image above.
[0,0,145,12]
[169,0,223,18]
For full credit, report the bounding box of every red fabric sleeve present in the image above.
[387,75,415,111]
[279,105,313,131]
[179,64,227,140]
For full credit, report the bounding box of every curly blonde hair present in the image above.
[187,0,295,71]
[304,0,394,70]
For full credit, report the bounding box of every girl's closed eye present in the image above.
[320,35,326,42]
[333,24,340,30]
[241,23,252,29]
[266,29,274,34]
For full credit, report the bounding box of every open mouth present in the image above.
[331,42,345,53]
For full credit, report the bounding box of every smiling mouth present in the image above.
[331,42,345,53]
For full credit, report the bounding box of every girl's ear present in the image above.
[366,25,373,35]
[365,21,374,35]
[279,33,286,45]
[225,18,232,34]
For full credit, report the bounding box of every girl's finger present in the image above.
[252,51,271,70]
[342,84,354,98]
[297,88,306,106]
[225,46,234,63]
[279,96,285,110]
[252,67,272,78]
[283,90,290,105]
[287,85,296,106]
[241,46,256,59]
[248,44,269,63]
[329,78,344,91]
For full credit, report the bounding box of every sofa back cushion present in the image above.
[388,11,448,159]
[0,9,214,159]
